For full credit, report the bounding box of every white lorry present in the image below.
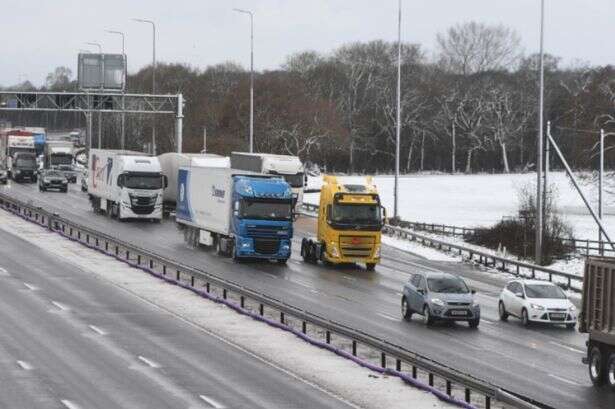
[88,149,166,221]
[230,152,305,209]
[158,152,230,216]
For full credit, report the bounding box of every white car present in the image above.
[498,279,577,329]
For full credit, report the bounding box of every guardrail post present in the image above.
[352,340,357,356]
[326,330,330,344]
[259,303,264,316]
[446,380,451,396]
[86,234,89,244]
[176,270,180,281]
[137,255,141,265]
[163,265,167,275]
[105,242,108,252]
[115,246,118,256]
[280,312,285,324]
[223,289,227,299]
[191,276,195,287]
[149,259,153,269]
[206,282,210,293]
[412,366,417,378]
[395,358,401,371]
[485,396,491,409]
[126,250,130,260]
[240,295,245,308]
[465,388,471,403]
[302,321,307,334]
[380,352,386,368]
[428,373,434,386]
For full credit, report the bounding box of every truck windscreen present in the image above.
[123,174,163,190]
[240,200,292,221]
[331,204,381,225]
[15,158,36,168]
[51,155,72,166]
[281,173,304,188]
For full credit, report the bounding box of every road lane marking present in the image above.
[264,273,277,280]
[138,355,161,368]
[61,400,81,409]
[310,289,319,294]
[481,319,494,325]
[23,282,37,291]
[16,360,33,370]
[199,395,225,408]
[376,312,399,322]
[548,373,582,386]
[342,276,356,281]
[0,267,9,276]
[51,301,69,311]
[88,325,106,336]
[549,341,584,354]
[291,280,314,290]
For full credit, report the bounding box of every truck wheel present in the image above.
[366,263,376,271]
[401,297,412,321]
[277,259,288,265]
[607,353,615,390]
[589,346,606,386]
[216,236,226,256]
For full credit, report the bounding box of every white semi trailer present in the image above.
[88,149,166,221]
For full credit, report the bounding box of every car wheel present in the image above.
[566,323,576,330]
[401,297,412,321]
[498,301,509,321]
[589,346,606,386]
[468,318,480,329]
[423,305,434,326]
[607,353,615,391]
[521,308,530,327]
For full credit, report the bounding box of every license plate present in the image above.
[451,310,468,316]
[550,313,565,319]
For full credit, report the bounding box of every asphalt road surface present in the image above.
[2,180,614,409]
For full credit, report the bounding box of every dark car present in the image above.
[401,271,480,328]
[39,169,68,192]
[0,167,7,184]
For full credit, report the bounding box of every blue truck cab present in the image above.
[231,176,294,262]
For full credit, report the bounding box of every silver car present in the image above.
[401,272,480,328]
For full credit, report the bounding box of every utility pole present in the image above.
[105,29,126,149]
[599,129,605,254]
[133,18,157,154]
[393,0,402,219]
[233,8,254,153]
[535,0,546,265]
[452,122,456,173]
[544,121,550,231]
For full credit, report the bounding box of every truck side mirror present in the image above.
[381,206,387,225]
[117,175,123,187]
[163,175,168,189]
[326,204,332,223]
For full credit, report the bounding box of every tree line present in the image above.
[2,21,613,174]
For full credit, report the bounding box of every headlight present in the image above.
[374,245,381,258]
[431,298,445,306]
[530,303,545,310]
[15,170,21,174]
[472,300,480,307]
[62,180,68,184]
[569,305,576,312]
[329,243,339,257]
[43,178,49,183]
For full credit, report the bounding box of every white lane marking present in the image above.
[376,312,399,322]
[0,267,9,276]
[549,341,584,354]
[481,319,494,325]
[51,301,69,311]
[548,373,582,386]
[291,280,314,290]
[88,325,106,336]
[23,282,37,291]
[199,394,225,408]
[138,355,161,368]
[61,400,82,409]
[16,360,33,370]
[264,273,277,280]
[342,275,355,281]
[310,289,319,294]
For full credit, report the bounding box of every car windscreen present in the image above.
[240,200,292,221]
[51,155,73,166]
[15,158,37,168]
[123,174,163,190]
[280,173,304,188]
[427,276,469,294]
[525,284,566,299]
[45,171,63,177]
[331,204,381,224]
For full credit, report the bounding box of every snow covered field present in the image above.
[305,172,615,241]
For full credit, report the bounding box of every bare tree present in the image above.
[436,22,521,75]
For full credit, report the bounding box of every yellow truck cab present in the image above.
[301,175,385,271]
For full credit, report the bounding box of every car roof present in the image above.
[423,271,457,279]
[508,279,556,286]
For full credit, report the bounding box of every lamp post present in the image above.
[133,18,157,154]
[535,0,546,265]
[86,42,103,148]
[393,0,402,220]
[105,29,126,150]
[233,8,254,153]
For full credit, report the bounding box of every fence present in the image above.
[0,192,546,409]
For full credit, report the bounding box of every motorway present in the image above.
[0,211,358,408]
[2,180,614,409]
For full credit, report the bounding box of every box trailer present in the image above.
[158,152,229,215]
[88,149,166,221]
[44,140,77,182]
[176,166,294,262]
[580,256,615,390]
[230,152,305,209]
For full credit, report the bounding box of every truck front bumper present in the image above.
[235,236,291,260]
[120,202,162,220]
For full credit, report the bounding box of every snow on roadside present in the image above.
[381,234,458,262]
[0,210,455,409]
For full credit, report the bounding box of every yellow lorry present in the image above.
[300,175,385,271]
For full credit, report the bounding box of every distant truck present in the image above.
[0,130,38,182]
[176,166,294,263]
[301,175,385,271]
[230,152,305,209]
[580,256,615,390]
[158,152,230,215]
[43,140,77,182]
[88,149,167,221]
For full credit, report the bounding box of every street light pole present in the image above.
[133,18,157,154]
[394,0,402,220]
[535,0,545,265]
[86,42,103,149]
[233,8,254,153]
[599,128,604,254]
[106,30,126,150]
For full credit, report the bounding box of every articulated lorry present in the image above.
[176,166,294,262]
[580,256,615,390]
[301,175,385,271]
[44,140,77,182]
[88,149,167,221]
[0,130,38,182]
[230,152,305,209]
[158,152,230,215]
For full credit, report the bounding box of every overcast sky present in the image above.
[2,0,613,86]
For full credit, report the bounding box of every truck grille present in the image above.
[246,225,287,238]
[254,238,279,255]
[339,235,375,258]
[129,195,156,215]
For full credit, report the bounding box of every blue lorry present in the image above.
[175,166,294,263]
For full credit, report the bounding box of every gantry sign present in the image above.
[0,91,184,153]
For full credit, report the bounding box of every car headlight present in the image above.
[62,180,68,184]
[329,243,339,257]
[569,305,576,312]
[431,298,445,307]
[43,178,49,183]
[15,170,21,174]
[530,303,545,310]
